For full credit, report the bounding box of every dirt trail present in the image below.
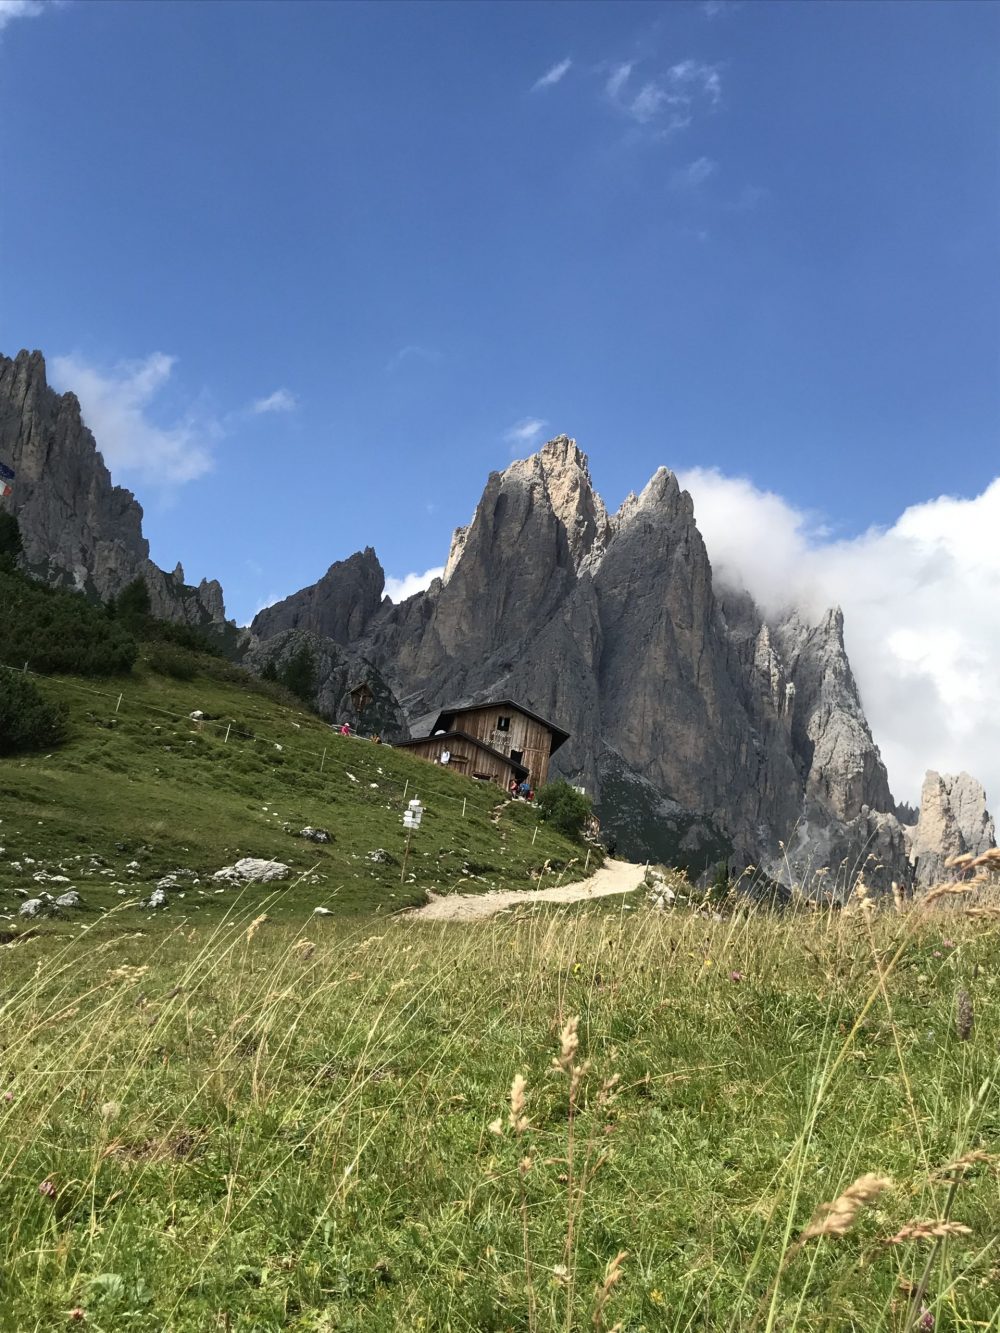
[404,857,645,923]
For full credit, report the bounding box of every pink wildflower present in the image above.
[38,1179,56,1199]
[729,971,744,982]
[1,1091,13,1103]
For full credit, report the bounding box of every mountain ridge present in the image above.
[2,351,993,888]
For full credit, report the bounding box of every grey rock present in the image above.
[298,827,332,843]
[907,771,996,887]
[0,350,226,627]
[212,858,290,884]
[243,628,409,741]
[144,888,169,908]
[251,548,384,644]
[18,897,46,917]
[53,891,82,909]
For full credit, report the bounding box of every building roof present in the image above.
[431,699,570,753]
[393,730,530,781]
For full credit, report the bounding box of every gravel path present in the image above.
[404,857,644,923]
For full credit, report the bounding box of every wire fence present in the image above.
[0,660,489,818]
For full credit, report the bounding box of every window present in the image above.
[497,716,511,732]
[510,749,524,765]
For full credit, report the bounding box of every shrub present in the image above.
[0,512,22,572]
[535,779,592,841]
[0,568,137,676]
[281,644,317,704]
[0,670,68,754]
[146,643,198,680]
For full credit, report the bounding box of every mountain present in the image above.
[0,350,224,626]
[2,350,993,889]
[257,437,931,887]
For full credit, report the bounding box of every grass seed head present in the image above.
[955,987,974,1041]
[886,1220,973,1244]
[800,1172,892,1241]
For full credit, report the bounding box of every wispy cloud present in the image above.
[504,417,548,450]
[251,388,297,415]
[532,57,572,92]
[671,156,717,190]
[702,0,743,17]
[604,57,722,132]
[0,0,48,36]
[385,344,443,374]
[384,566,444,602]
[728,183,769,213]
[51,352,218,488]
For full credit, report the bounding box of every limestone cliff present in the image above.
[251,549,385,645]
[906,772,996,887]
[0,350,224,626]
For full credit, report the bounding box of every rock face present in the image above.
[243,628,409,742]
[251,548,384,645]
[906,772,996,887]
[0,350,224,625]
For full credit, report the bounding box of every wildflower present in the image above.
[38,1179,56,1199]
[68,1309,86,1322]
[703,958,713,969]
[918,1309,934,1330]
[1,1091,13,1103]
[649,1288,665,1305]
[942,939,955,948]
[729,971,744,983]
[100,1101,120,1120]
[933,950,942,959]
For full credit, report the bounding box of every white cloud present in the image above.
[385,344,442,373]
[504,417,548,449]
[251,388,297,415]
[384,566,444,602]
[677,467,1000,807]
[0,0,46,35]
[532,57,572,92]
[671,156,717,189]
[605,57,722,131]
[728,183,769,213]
[701,0,742,18]
[51,352,216,487]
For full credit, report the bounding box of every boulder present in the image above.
[212,858,291,884]
[298,827,332,843]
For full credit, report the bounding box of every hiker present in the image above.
[508,777,519,798]
[339,722,351,737]
[371,733,382,745]
[605,835,617,857]
[519,779,531,799]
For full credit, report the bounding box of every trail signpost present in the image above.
[401,797,423,884]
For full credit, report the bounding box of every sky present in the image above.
[1,0,998,804]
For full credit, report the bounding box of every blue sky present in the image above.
[2,0,999,800]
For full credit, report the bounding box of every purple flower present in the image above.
[729,971,744,983]
[933,950,943,958]
[1,1091,13,1104]
[942,939,955,948]
[38,1179,56,1199]
[918,1309,934,1330]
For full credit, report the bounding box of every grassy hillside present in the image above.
[0,655,593,930]
[0,899,996,1330]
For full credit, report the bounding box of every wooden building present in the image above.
[393,731,529,789]
[395,699,569,790]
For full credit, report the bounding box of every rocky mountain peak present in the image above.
[251,547,385,645]
[505,435,610,570]
[0,349,225,627]
[907,771,996,886]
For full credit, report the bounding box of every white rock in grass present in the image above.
[312,906,334,916]
[54,892,82,909]
[18,898,46,918]
[212,858,290,884]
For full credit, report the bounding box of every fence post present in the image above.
[403,779,408,800]
[531,826,538,845]
[23,661,28,674]
[115,693,123,714]
[584,848,591,873]
[224,723,231,744]
[462,797,466,819]
[320,747,326,773]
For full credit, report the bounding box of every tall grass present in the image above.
[0,886,997,1330]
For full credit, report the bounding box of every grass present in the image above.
[0,656,591,930]
[0,893,997,1330]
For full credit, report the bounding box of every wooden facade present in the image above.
[393,731,528,789]
[431,701,568,789]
